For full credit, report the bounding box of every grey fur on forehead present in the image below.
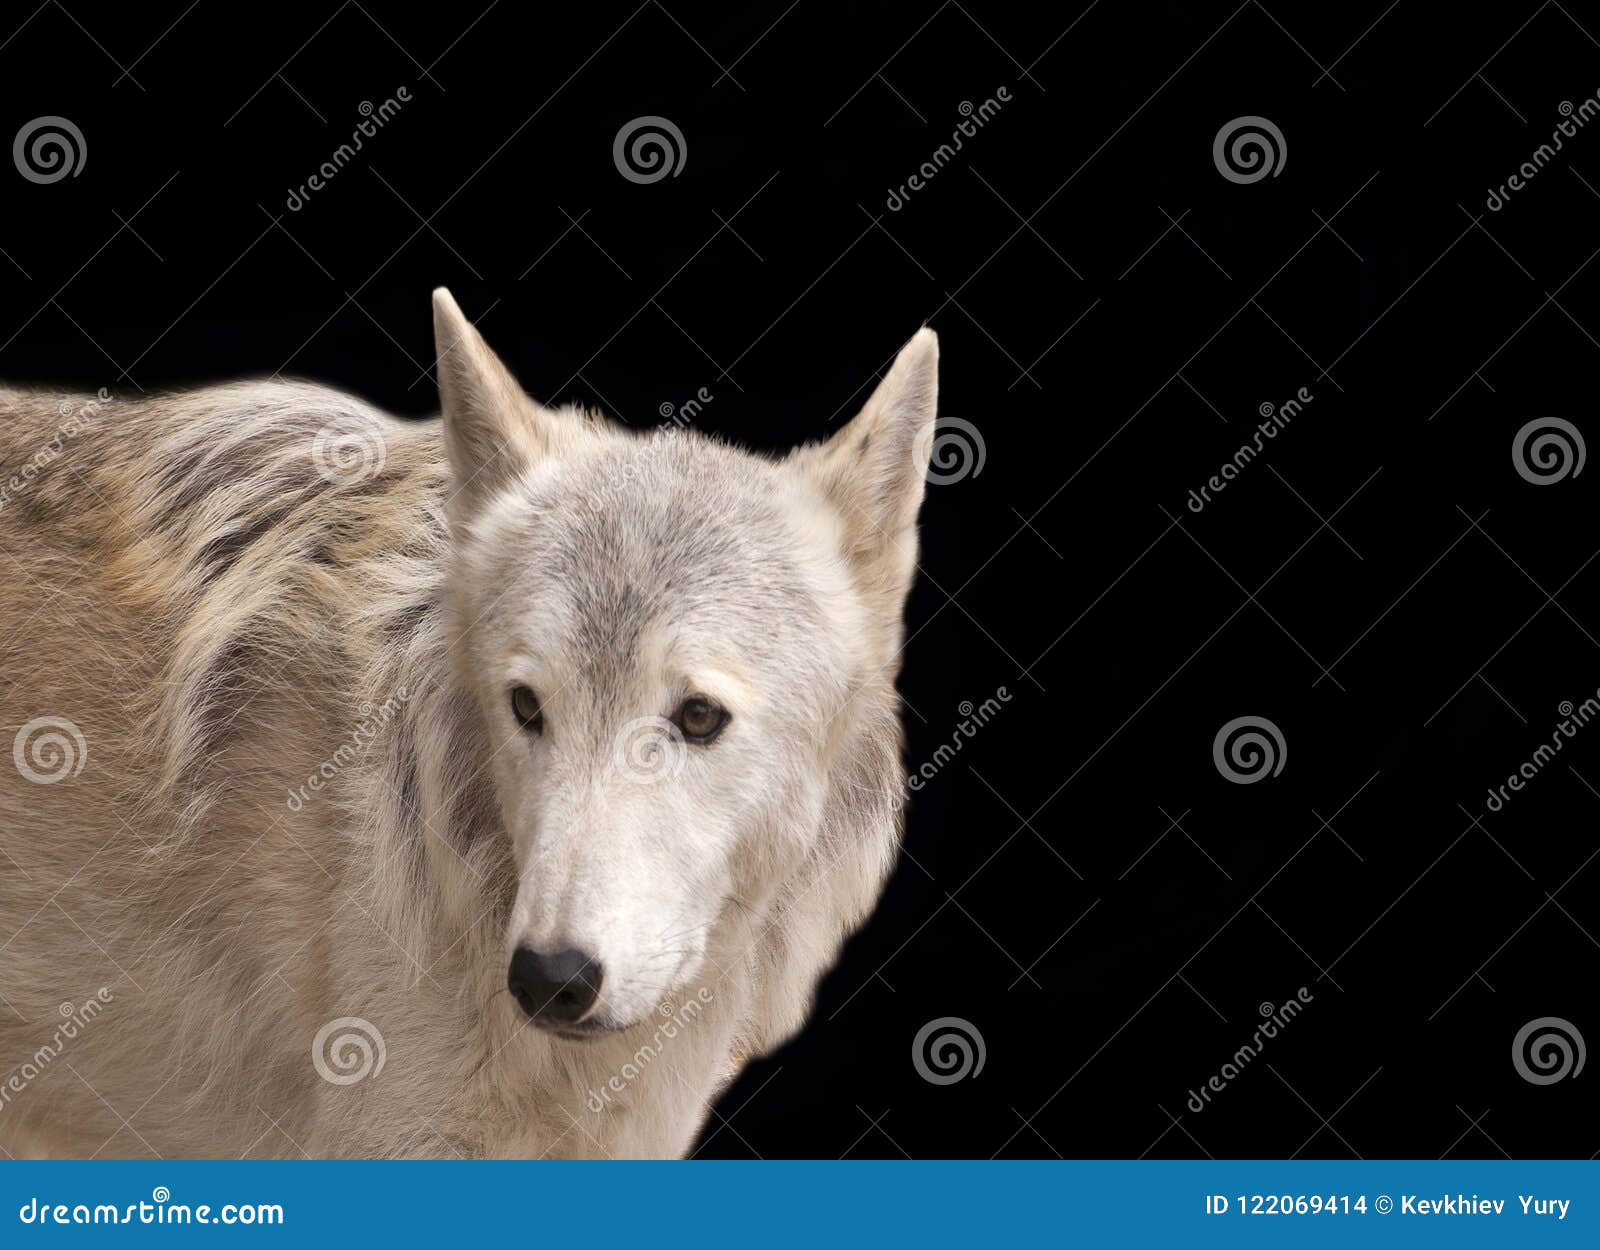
[465,426,824,655]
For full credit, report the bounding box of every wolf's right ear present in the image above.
[791,329,938,613]
[432,288,559,513]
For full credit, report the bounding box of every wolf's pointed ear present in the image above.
[432,288,557,513]
[795,328,938,608]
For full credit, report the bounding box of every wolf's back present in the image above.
[0,379,447,1157]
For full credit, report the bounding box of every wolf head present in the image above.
[431,289,935,1039]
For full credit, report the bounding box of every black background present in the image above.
[3,1,1598,1158]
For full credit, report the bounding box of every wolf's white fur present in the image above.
[0,290,936,1158]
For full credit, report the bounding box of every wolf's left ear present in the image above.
[794,329,938,607]
[432,287,562,514]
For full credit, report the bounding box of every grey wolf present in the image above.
[0,290,938,1157]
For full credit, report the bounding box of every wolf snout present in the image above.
[507,946,604,1026]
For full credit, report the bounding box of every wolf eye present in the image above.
[510,686,544,734]
[673,696,728,743]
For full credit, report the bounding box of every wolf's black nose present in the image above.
[508,946,603,1025]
